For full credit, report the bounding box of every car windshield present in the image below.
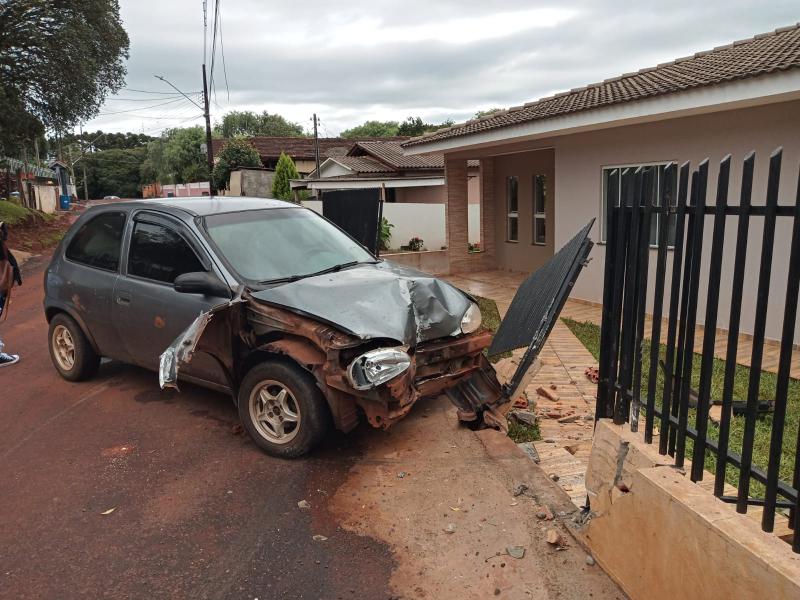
[204,207,375,283]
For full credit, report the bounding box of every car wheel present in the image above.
[48,313,100,381]
[238,360,330,458]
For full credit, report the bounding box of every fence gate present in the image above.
[596,147,800,551]
[321,188,383,255]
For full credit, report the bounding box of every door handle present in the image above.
[116,293,131,306]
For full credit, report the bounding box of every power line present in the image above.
[217,6,230,102]
[97,95,193,115]
[122,87,201,95]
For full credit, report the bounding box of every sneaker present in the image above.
[0,352,19,368]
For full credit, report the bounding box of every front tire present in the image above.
[48,313,100,381]
[238,360,330,458]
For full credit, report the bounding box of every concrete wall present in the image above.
[382,250,449,274]
[303,200,479,250]
[394,185,445,204]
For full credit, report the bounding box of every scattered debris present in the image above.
[297,500,310,510]
[513,483,529,497]
[557,414,580,424]
[397,471,408,479]
[585,555,596,566]
[546,529,563,546]
[513,396,529,409]
[584,366,599,383]
[549,473,560,482]
[549,384,558,390]
[312,535,328,541]
[509,410,537,427]
[536,386,560,402]
[506,545,525,559]
[100,507,116,515]
[444,523,457,534]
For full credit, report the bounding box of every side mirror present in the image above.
[174,271,231,298]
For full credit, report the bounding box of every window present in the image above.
[127,221,205,284]
[506,176,519,242]
[533,174,547,245]
[601,164,678,248]
[65,212,126,271]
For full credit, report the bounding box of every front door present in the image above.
[112,213,229,385]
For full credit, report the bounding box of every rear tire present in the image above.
[48,313,100,381]
[238,360,330,458]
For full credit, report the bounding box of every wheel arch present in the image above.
[45,305,101,355]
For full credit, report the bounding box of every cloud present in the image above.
[84,0,799,135]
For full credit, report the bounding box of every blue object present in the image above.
[59,195,71,210]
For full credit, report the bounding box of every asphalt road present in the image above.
[0,255,394,600]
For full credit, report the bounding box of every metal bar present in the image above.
[719,497,795,509]
[764,161,800,532]
[630,167,656,431]
[691,155,731,481]
[597,170,621,419]
[676,160,709,468]
[659,162,691,456]
[616,168,643,424]
[714,151,755,497]
[737,148,783,514]
[697,205,796,217]
[645,163,675,444]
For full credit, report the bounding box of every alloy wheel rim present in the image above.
[52,325,76,371]
[249,380,301,444]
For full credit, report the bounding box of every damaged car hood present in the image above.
[251,261,472,346]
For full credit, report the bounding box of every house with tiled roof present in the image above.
[291,140,480,204]
[402,23,800,331]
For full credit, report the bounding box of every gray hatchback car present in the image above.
[44,197,503,457]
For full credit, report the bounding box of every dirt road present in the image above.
[0,253,623,599]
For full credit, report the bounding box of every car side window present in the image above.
[127,221,205,284]
[65,212,126,271]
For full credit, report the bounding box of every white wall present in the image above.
[303,200,480,250]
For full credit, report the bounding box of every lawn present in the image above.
[562,317,800,499]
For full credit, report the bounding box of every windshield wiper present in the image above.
[258,260,376,285]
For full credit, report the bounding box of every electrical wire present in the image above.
[97,95,191,115]
[122,87,201,95]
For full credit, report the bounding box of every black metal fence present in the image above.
[596,147,800,551]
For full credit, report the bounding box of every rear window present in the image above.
[65,212,126,271]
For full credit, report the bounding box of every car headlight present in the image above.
[347,348,411,390]
[461,302,482,334]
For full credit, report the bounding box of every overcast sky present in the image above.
[84,0,799,137]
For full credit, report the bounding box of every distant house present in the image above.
[291,140,480,204]
[143,181,210,198]
[210,136,408,177]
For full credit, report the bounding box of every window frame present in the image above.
[506,175,519,243]
[532,174,547,246]
[64,210,127,273]
[123,212,210,286]
[599,161,678,249]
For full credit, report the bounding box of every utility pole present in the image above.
[313,113,321,177]
[202,64,215,193]
[79,124,88,201]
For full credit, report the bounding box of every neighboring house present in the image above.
[227,168,274,197]
[291,140,480,204]
[402,23,800,342]
[210,136,408,177]
[143,181,211,198]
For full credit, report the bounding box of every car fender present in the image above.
[44,300,102,355]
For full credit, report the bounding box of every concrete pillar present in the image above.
[445,157,469,273]
[479,157,495,258]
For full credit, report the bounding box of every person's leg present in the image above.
[0,337,19,368]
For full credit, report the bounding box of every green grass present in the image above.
[508,419,541,443]
[562,317,800,499]
[475,295,512,363]
[0,200,55,225]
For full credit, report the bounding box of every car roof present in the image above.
[106,196,298,217]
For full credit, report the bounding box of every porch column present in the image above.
[445,157,469,273]
[479,157,496,259]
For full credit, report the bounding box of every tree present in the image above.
[272,153,300,201]
[81,147,146,199]
[397,116,455,137]
[212,138,262,190]
[474,108,504,119]
[140,127,209,184]
[0,0,129,152]
[340,120,399,138]
[215,111,306,138]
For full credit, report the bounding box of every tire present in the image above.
[48,313,100,381]
[238,360,331,458]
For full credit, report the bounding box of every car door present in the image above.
[58,210,127,359]
[112,212,230,384]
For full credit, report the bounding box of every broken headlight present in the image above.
[460,302,482,334]
[347,348,411,390]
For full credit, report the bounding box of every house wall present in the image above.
[394,185,444,204]
[491,148,556,274]
[468,99,800,341]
